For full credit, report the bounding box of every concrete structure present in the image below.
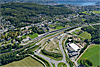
[68,43,80,52]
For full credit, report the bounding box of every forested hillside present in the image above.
[1,2,73,26]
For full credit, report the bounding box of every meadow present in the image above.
[1,56,43,67]
[79,32,91,39]
[78,45,100,67]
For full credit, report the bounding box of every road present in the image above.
[59,34,70,67]
[34,33,70,67]
[1,23,100,67]
[1,23,98,54]
[34,27,84,67]
[0,26,72,55]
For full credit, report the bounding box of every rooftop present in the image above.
[68,43,80,51]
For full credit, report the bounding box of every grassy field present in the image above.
[82,11,91,15]
[49,24,55,27]
[78,45,100,67]
[82,18,86,21]
[55,21,61,23]
[57,62,67,67]
[91,11,100,14]
[79,32,91,39]
[2,56,43,67]
[72,29,80,35]
[22,33,38,39]
[56,25,66,30]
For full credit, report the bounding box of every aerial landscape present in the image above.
[0,0,100,67]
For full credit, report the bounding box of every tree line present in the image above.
[41,49,62,58]
[0,48,34,66]
[81,25,100,44]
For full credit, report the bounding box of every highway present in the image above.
[34,33,70,67]
[0,25,76,54]
[1,23,100,55]
[34,23,100,67]
[1,23,100,67]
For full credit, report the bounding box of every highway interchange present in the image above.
[0,23,100,67]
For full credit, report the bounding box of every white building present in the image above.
[68,43,80,52]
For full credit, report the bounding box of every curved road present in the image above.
[1,23,99,54]
[34,33,70,67]
[0,25,76,55]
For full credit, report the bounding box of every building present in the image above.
[69,52,78,57]
[67,43,80,57]
[67,43,80,52]
[21,30,32,35]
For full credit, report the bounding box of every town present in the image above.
[0,2,100,67]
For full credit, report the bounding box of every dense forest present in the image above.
[81,25,100,44]
[1,3,73,26]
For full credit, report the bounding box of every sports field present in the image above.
[78,45,100,67]
[2,56,43,67]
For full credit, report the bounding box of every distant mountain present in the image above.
[0,0,56,4]
[53,0,99,2]
[96,1,100,5]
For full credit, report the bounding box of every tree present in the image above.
[80,59,93,66]
[97,65,100,67]
[84,39,89,43]
[85,59,93,66]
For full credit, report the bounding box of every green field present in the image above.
[55,21,61,23]
[22,33,38,39]
[91,11,100,14]
[78,45,100,67]
[82,18,86,21]
[72,29,80,35]
[58,62,67,67]
[1,56,43,67]
[82,11,100,15]
[82,11,91,15]
[79,32,91,39]
[49,24,55,27]
[56,25,66,30]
